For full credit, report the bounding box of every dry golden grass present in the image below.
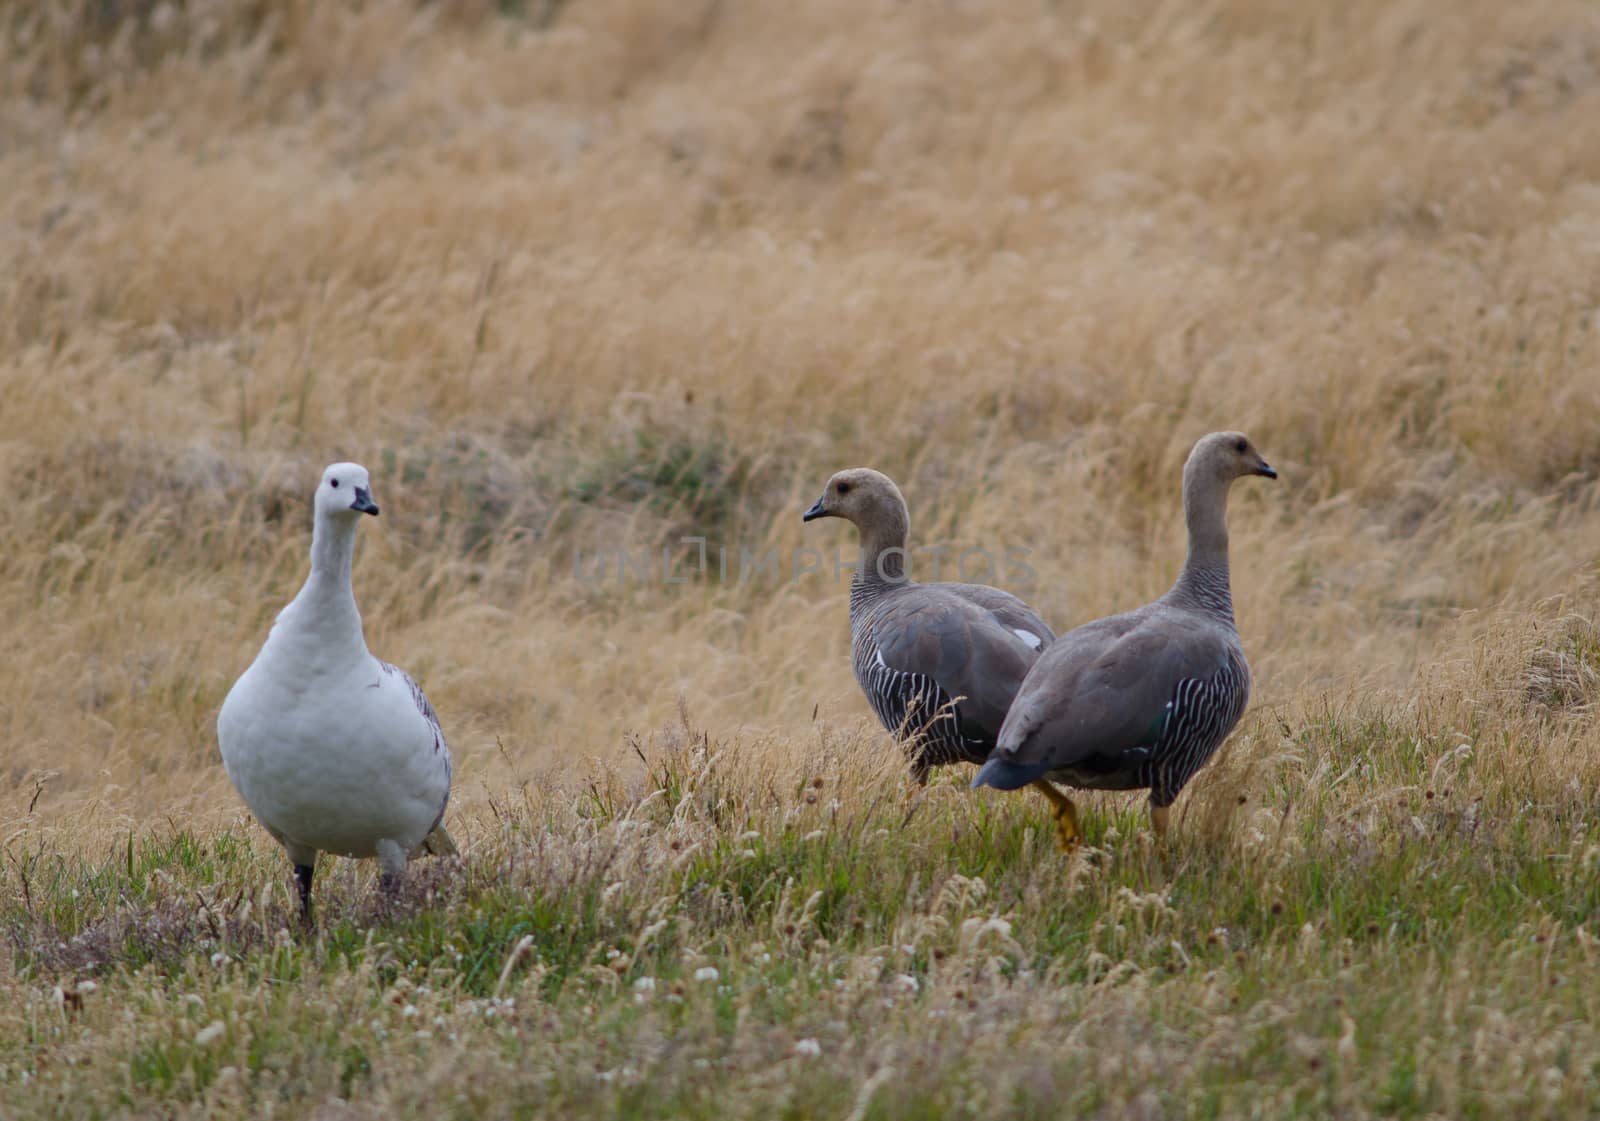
[4,0,1600,1116]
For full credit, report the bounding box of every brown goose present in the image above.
[803,469,1056,781]
[973,432,1276,848]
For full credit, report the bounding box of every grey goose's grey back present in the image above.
[971,431,1277,842]
[979,599,1248,807]
[804,467,1056,780]
[850,580,1054,775]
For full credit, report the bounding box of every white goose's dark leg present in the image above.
[282,841,318,926]
[376,839,407,904]
[293,863,315,923]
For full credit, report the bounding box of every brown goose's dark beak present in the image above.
[802,496,828,522]
[1254,462,1278,480]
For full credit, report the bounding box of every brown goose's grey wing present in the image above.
[993,608,1235,769]
[866,590,1044,747]
[937,582,1056,651]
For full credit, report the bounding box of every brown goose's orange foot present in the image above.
[899,781,924,829]
[1030,780,1082,855]
[1052,808,1082,854]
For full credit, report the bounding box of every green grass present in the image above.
[7,704,1600,1119]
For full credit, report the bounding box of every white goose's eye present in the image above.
[331,478,340,488]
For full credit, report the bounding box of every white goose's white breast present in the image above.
[220,656,448,858]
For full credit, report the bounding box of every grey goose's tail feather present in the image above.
[971,757,1052,790]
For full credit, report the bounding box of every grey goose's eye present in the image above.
[1233,438,1247,453]
[836,482,852,495]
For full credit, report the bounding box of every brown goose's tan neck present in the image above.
[849,500,910,605]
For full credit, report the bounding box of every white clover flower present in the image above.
[795,1038,821,1058]
[694,966,719,983]
[634,976,657,993]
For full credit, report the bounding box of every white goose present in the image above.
[218,462,455,921]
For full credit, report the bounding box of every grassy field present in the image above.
[4,0,1600,1116]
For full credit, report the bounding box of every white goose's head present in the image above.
[315,462,380,521]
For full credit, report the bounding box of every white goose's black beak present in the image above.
[351,487,380,516]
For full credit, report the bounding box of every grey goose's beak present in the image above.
[1254,462,1278,480]
[801,495,828,523]
[351,487,380,516]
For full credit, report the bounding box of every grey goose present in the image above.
[972,432,1276,848]
[803,468,1056,781]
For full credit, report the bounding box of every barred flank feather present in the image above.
[852,623,990,770]
[1141,649,1250,807]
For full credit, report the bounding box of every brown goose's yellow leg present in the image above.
[1150,803,1171,843]
[1030,780,1082,853]
[899,774,924,828]
[896,752,935,827]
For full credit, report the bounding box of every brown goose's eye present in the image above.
[1234,439,1247,453]
[837,482,852,495]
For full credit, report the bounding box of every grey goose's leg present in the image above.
[1030,780,1082,853]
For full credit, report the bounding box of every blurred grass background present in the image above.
[3,1,1600,1116]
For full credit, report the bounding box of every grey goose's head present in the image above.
[1185,432,1276,490]
[802,468,909,534]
